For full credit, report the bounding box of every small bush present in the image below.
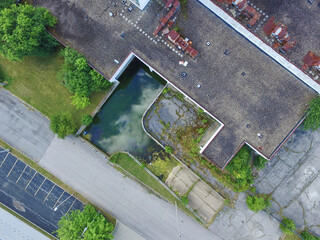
[280,217,296,235]
[246,194,270,212]
[181,195,188,205]
[254,156,268,169]
[165,146,173,154]
[301,230,320,240]
[303,97,320,131]
[81,114,93,126]
[50,112,76,139]
[197,128,204,134]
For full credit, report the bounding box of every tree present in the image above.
[0,4,57,61]
[246,194,270,212]
[181,195,189,206]
[81,114,93,126]
[280,217,296,235]
[61,47,112,108]
[303,97,320,131]
[55,204,114,240]
[50,112,76,139]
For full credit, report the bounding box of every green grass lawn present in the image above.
[0,49,106,128]
[110,152,199,221]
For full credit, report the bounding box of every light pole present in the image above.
[54,195,73,211]
[80,211,100,238]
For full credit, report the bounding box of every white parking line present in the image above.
[25,172,37,190]
[16,165,27,183]
[66,198,76,214]
[0,152,10,168]
[53,191,65,209]
[43,184,55,203]
[6,158,18,177]
[34,178,46,196]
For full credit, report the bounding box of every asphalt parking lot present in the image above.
[0,147,83,236]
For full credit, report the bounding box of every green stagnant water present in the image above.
[85,59,165,160]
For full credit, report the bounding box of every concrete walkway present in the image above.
[198,0,320,94]
[0,207,50,240]
[114,221,145,240]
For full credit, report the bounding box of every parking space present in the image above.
[0,147,84,236]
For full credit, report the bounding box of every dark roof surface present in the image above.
[33,0,316,168]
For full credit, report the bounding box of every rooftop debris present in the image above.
[153,0,198,59]
[153,0,180,36]
[302,51,320,72]
[231,0,261,27]
[165,29,198,59]
[262,17,296,53]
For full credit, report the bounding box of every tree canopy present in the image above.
[0,4,58,61]
[61,47,113,109]
[50,112,76,139]
[0,0,16,11]
[55,204,114,240]
[303,97,320,131]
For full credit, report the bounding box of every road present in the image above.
[0,89,54,161]
[39,136,222,240]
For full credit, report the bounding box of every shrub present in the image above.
[181,195,188,205]
[303,97,320,131]
[301,230,320,240]
[254,156,268,170]
[197,128,204,134]
[246,194,270,212]
[165,146,173,154]
[0,0,16,11]
[50,112,76,139]
[81,114,93,126]
[280,217,296,235]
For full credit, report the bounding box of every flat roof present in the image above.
[33,0,316,168]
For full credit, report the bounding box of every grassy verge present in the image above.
[0,49,106,127]
[0,138,116,226]
[110,152,200,222]
[0,203,55,239]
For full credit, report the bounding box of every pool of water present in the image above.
[85,59,166,160]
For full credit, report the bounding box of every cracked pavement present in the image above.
[255,128,320,236]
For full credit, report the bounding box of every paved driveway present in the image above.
[0,89,54,161]
[255,128,320,236]
[39,136,222,240]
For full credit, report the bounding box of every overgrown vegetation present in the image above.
[253,155,268,170]
[165,146,173,154]
[246,194,270,212]
[280,217,296,235]
[301,230,320,240]
[55,204,114,240]
[61,48,112,109]
[50,111,76,139]
[303,97,320,131]
[147,151,178,181]
[0,4,58,61]
[225,146,253,192]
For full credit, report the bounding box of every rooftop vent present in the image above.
[246,124,251,128]
[224,49,230,56]
[241,72,246,76]
[257,133,263,138]
[181,72,187,78]
[206,41,211,46]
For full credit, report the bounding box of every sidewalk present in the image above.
[0,207,50,240]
